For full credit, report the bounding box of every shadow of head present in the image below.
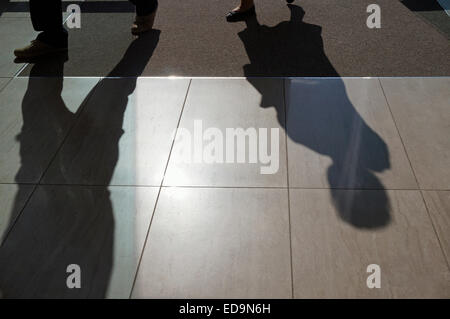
[331,188,391,229]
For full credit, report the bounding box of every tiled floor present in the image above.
[132,187,292,299]
[0,0,449,299]
[0,76,449,299]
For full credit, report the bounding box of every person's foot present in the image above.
[131,11,157,35]
[14,40,67,59]
[226,5,256,22]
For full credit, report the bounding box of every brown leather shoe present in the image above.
[131,11,157,35]
[14,40,67,59]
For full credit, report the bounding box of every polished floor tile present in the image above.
[0,77,99,183]
[0,185,158,298]
[0,184,34,244]
[380,78,450,189]
[286,78,417,189]
[0,77,10,92]
[42,78,189,186]
[132,187,291,298]
[290,189,450,298]
[0,17,36,76]
[164,79,287,187]
[423,191,450,265]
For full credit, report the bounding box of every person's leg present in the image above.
[30,0,68,48]
[129,0,158,35]
[14,0,67,59]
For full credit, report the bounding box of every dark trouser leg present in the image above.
[30,0,68,48]
[129,0,158,16]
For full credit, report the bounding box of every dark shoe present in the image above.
[226,6,256,22]
[14,40,67,59]
[131,10,157,35]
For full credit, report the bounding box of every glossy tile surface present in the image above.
[164,79,287,187]
[0,185,158,298]
[132,187,291,298]
[380,77,450,189]
[290,189,450,298]
[285,78,417,189]
[0,77,10,92]
[423,191,450,265]
[42,78,189,186]
[0,77,100,183]
[0,76,449,299]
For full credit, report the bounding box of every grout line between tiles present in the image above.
[283,79,295,299]
[420,190,450,270]
[4,182,449,191]
[128,79,192,299]
[378,78,450,272]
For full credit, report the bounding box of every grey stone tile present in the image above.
[42,78,189,186]
[164,79,287,187]
[132,187,292,298]
[380,77,450,189]
[290,189,450,298]
[0,185,158,298]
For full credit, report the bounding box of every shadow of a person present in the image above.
[0,30,160,298]
[242,5,391,228]
[0,0,10,16]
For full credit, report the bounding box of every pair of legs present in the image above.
[15,0,158,58]
[30,0,158,47]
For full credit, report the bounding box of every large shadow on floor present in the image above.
[0,30,160,298]
[243,5,391,228]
